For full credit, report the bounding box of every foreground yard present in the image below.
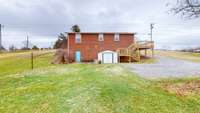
[0,65,200,113]
[0,51,200,113]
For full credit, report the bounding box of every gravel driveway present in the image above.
[124,56,200,78]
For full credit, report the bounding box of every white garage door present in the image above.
[98,50,118,64]
[102,53,113,63]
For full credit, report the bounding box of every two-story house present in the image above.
[66,32,135,63]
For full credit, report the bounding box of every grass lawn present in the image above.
[0,50,54,76]
[0,51,200,113]
[156,50,200,62]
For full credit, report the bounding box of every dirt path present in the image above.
[124,56,200,79]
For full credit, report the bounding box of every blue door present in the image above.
[75,51,81,62]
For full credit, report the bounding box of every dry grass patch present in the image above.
[163,80,200,96]
[0,50,54,59]
[156,50,200,62]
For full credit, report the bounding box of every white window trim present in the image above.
[75,33,81,43]
[98,33,104,41]
[114,34,120,41]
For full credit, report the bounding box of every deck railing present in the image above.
[137,41,154,49]
[117,48,131,56]
[117,40,154,62]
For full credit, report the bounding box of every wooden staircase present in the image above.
[117,42,140,62]
[117,41,154,62]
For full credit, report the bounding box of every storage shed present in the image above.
[98,50,118,63]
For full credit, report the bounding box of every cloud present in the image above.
[0,0,200,49]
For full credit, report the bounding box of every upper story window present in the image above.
[98,33,104,41]
[75,33,81,43]
[114,34,120,41]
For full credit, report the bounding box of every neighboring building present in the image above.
[66,32,135,63]
[193,49,200,53]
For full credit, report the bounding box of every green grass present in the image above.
[0,51,200,113]
[0,51,54,76]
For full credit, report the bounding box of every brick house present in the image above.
[66,32,135,63]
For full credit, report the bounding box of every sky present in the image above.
[0,0,200,50]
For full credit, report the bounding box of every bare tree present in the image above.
[169,0,200,18]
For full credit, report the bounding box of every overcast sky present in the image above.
[0,0,200,50]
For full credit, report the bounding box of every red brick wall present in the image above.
[67,33,134,62]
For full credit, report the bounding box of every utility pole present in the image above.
[26,35,29,49]
[150,23,155,57]
[0,24,2,51]
[31,52,33,70]
[150,23,154,41]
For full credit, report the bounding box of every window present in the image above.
[75,33,81,43]
[98,33,104,41]
[114,34,120,41]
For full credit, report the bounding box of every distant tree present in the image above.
[32,45,39,50]
[9,45,16,51]
[20,47,31,50]
[22,38,32,50]
[169,0,200,18]
[0,46,6,51]
[71,24,81,32]
[53,33,67,49]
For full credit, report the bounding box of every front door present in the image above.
[75,51,81,62]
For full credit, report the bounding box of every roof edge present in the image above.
[65,32,135,35]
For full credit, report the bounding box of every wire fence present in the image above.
[0,50,56,76]
[30,50,55,69]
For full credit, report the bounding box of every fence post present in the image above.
[31,52,33,70]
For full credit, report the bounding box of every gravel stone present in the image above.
[124,56,200,79]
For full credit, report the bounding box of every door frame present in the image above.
[75,51,81,62]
